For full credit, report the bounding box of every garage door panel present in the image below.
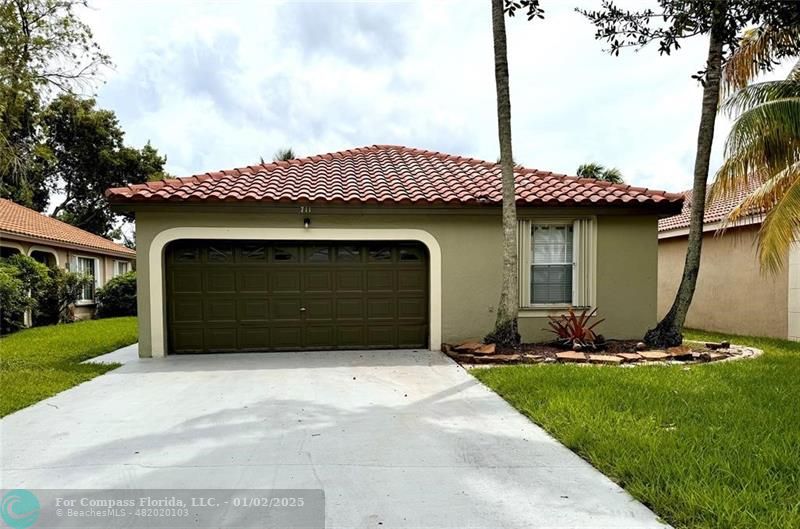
[204,327,237,351]
[239,327,269,350]
[305,326,335,348]
[398,297,426,320]
[271,270,301,293]
[303,270,333,292]
[305,298,334,321]
[367,270,394,291]
[172,327,204,352]
[238,298,269,322]
[238,269,269,293]
[398,325,427,348]
[272,326,304,349]
[171,270,203,293]
[166,240,428,353]
[337,325,366,348]
[205,298,237,322]
[172,298,203,323]
[336,270,364,291]
[367,325,397,348]
[205,270,236,293]
[336,298,364,319]
[366,297,394,319]
[271,298,303,321]
[398,270,426,292]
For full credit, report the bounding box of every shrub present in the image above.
[35,267,93,325]
[0,255,50,334]
[96,271,137,318]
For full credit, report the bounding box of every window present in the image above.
[518,218,596,309]
[76,257,97,302]
[114,260,131,277]
[532,225,573,304]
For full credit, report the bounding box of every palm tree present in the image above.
[484,0,520,347]
[576,162,624,184]
[273,147,296,162]
[711,26,800,272]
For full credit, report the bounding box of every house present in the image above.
[658,187,800,341]
[105,145,683,358]
[0,198,136,320]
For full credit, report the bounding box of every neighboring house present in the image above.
[105,145,683,358]
[0,198,136,320]
[658,187,800,341]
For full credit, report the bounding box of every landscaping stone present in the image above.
[474,343,497,355]
[471,354,521,365]
[556,351,588,363]
[455,341,483,353]
[617,352,642,362]
[667,347,694,360]
[635,342,647,351]
[588,354,624,365]
[639,351,670,361]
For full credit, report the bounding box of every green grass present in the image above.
[0,317,137,417]
[473,330,800,529]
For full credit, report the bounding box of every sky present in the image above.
[82,0,793,194]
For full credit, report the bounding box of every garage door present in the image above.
[165,240,429,353]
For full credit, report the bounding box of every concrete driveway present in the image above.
[1,347,666,528]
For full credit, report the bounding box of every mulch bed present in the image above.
[442,339,750,367]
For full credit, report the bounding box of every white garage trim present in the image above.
[148,227,443,357]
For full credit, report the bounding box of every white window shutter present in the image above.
[517,219,531,307]
[572,218,597,307]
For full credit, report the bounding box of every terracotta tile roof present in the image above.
[0,199,135,257]
[658,181,763,232]
[106,145,684,211]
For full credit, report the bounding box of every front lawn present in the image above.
[0,317,137,417]
[473,330,800,529]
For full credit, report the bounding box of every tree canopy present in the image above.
[576,162,624,184]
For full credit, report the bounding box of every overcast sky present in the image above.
[83,0,792,194]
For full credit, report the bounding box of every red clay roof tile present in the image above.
[0,199,135,257]
[106,145,684,211]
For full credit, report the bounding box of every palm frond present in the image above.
[722,26,800,97]
[723,98,800,156]
[754,165,800,273]
[721,80,800,117]
[723,160,800,225]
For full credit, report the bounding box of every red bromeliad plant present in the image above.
[545,308,605,350]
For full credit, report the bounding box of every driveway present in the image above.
[1,347,666,528]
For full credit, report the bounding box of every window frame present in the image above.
[74,255,100,305]
[113,259,131,277]
[518,217,597,317]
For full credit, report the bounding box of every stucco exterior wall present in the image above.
[133,206,661,357]
[658,226,789,339]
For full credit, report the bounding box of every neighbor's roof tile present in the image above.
[106,145,684,211]
[0,199,135,256]
[658,181,763,232]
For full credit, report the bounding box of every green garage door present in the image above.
[165,240,429,353]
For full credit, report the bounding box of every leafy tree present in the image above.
[0,0,111,204]
[711,26,800,272]
[42,94,167,236]
[576,162,624,184]
[0,253,50,333]
[579,0,800,347]
[35,265,91,324]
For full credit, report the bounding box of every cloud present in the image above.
[84,0,793,193]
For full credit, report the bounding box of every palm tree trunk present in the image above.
[485,0,520,346]
[644,2,726,347]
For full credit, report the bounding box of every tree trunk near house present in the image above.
[485,0,520,347]
[644,4,726,348]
